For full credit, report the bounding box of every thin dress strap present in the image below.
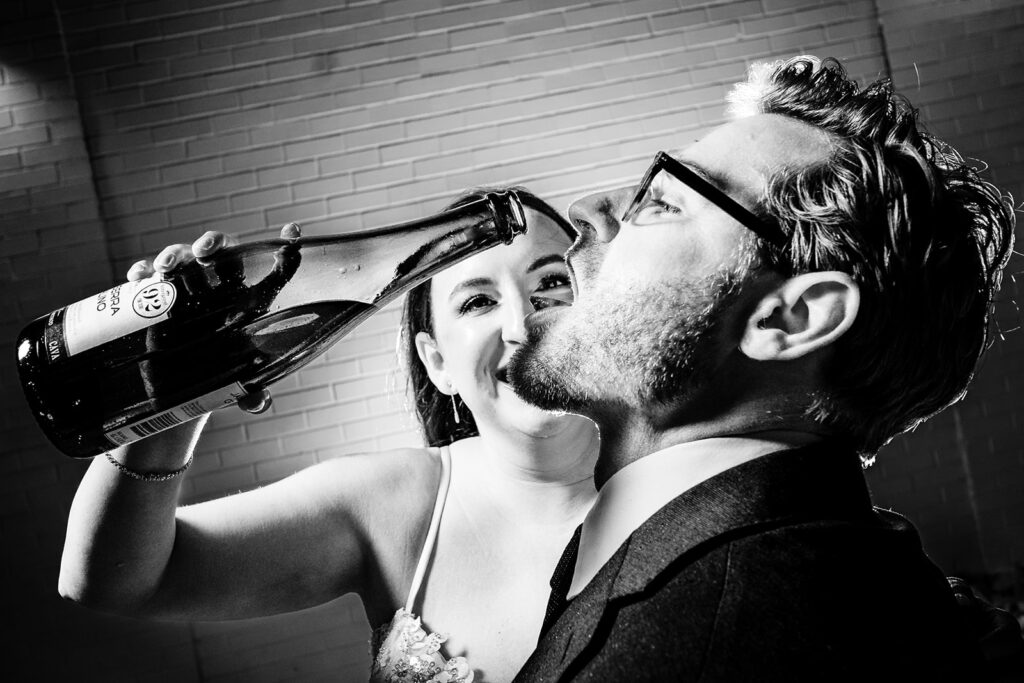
[404,445,452,612]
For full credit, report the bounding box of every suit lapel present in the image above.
[533,539,630,676]
[526,443,874,680]
[540,525,581,638]
[610,442,872,600]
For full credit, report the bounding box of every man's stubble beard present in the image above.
[508,269,745,418]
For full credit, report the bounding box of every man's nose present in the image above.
[567,186,634,243]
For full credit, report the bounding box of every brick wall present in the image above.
[2,0,1021,680]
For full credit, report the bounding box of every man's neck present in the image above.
[592,407,824,489]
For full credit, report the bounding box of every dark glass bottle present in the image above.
[16,191,526,458]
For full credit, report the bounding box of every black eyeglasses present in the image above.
[620,151,787,247]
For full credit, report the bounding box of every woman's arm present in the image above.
[59,418,206,615]
[57,226,438,622]
[59,421,437,621]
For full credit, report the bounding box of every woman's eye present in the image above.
[458,294,495,315]
[532,273,573,309]
[537,273,570,291]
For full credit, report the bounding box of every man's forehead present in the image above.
[670,114,831,194]
[653,154,731,194]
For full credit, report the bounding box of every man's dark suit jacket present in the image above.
[514,444,982,682]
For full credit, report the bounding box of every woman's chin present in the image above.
[498,388,578,433]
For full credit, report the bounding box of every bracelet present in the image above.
[105,451,194,482]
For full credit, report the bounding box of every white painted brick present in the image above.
[244,413,306,442]
[354,162,412,189]
[381,136,441,161]
[265,197,325,226]
[119,143,188,172]
[344,123,404,150]
[342,411,410,441]
[198,424,247,452]
[185,131,249,158]
[168,197,229,225]
[255,451,317,481]
[189,464,258,498]
[210,107,276,135]
[770,26,828,52]
[332,375,395,402]
[230,186,291,212]
[196,171,258,198]
[0,83,42,106]
[131,183,196,211]
[250,120,311,146]
[222,146,284,172]
[271,385,335,414]
[307,400,370,429]
[181,92,242,119]
[281,425,344,454]
[219,437,284,470]
[292,174,354,199]
[284,134,345,161]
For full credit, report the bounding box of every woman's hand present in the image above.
[125,223,303,414]
[126,222,302,280]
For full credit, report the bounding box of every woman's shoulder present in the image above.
[310,446,445,623]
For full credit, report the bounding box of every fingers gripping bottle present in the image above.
[16,191,527,458]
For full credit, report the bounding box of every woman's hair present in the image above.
[727,56,1016,459]
[400,187,576,447]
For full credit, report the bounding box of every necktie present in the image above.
[540,524,582,639]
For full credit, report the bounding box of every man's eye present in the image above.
[458,294,495,315]
[637,197,682,218]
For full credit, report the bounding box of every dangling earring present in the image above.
[448,384,460,424]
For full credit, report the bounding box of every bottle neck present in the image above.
[372,191,527,304]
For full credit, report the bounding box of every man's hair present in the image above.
[727,56,1015,459]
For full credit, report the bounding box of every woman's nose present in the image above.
[501,297,532,345]
[567,186,634,244]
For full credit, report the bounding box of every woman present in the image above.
[58,189,600,683]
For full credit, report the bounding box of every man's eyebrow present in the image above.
[673,158,734,194]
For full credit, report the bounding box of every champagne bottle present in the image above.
[16,191,527,458]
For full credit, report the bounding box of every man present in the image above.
[507,56,1017,681]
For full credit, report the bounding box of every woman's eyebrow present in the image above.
[446,255,566,301]
[447,277,494,301]
[528,254,567,273]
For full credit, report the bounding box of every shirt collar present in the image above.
[567,435,816,599]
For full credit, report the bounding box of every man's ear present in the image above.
[740,271,860,361]
[414,331,455,394]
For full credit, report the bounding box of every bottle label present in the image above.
[43,308,69,364]
[104,383,248,447]
[53,275,178,361]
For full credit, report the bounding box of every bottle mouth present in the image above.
[487,190,528,244]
